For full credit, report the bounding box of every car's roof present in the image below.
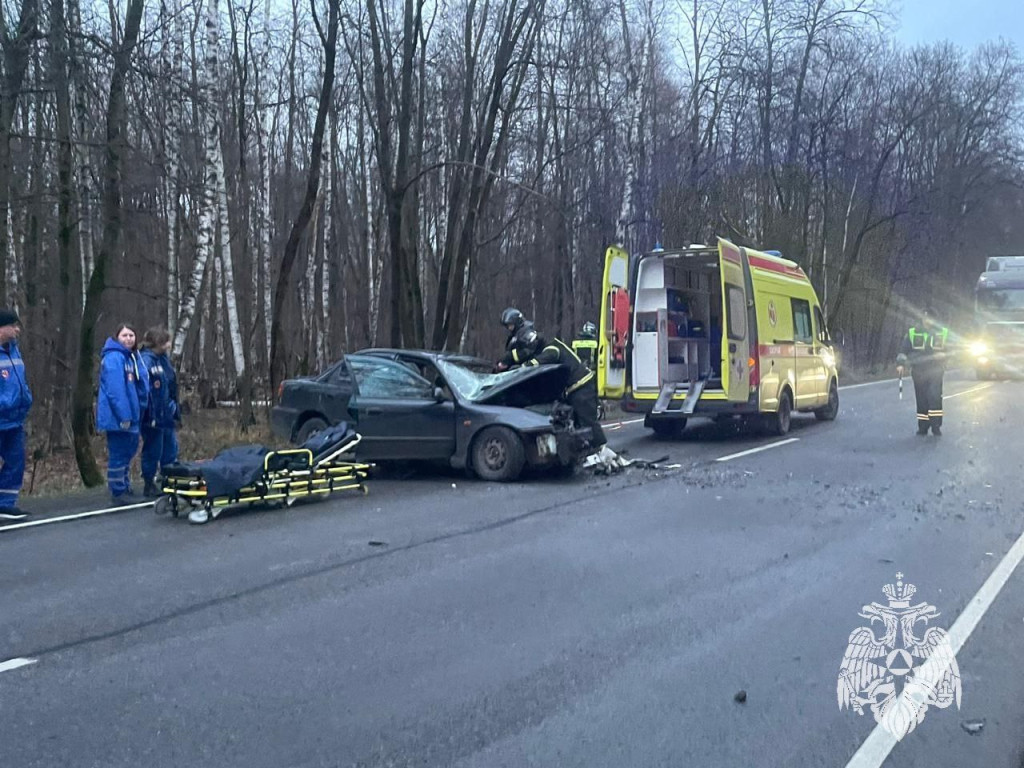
[356,348,490,365]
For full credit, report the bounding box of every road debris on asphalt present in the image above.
[960,719,985,735]
[582,446,681,474]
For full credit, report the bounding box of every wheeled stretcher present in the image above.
[155,423,370,524]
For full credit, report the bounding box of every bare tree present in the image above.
[71,0,146,485]
[269,0,340,391]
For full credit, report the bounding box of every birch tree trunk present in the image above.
[67,0,92,313]
[216,157,245,383]
[319,109,333,368]
[162,0,184,333]
[173,0,222,363]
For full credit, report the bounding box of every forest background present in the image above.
[2,0,1023,485]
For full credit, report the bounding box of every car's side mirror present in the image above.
[433,386,446,402]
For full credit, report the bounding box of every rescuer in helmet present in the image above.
[572,321,599,371]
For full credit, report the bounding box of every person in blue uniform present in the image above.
[98,323,150,504]
[0,309,32,520]
[140,327,180,498]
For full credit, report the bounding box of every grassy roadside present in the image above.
[25,408,275,499]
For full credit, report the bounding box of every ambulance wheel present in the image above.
[295,416,328,444]
[650,419,687,439]
[815,381,839,421]
[472,426,526,482]
[766,391,792,436]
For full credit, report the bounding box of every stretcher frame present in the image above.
[155,432,371,523]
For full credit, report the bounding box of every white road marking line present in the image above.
[0,657,37,674]
[0,501,153,533]
[845,528,1024,768]
[840,378,896,390]
[601,417,645,427]
[943,383,993,400]
[714,438,800,462]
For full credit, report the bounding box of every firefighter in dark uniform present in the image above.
[495,309,609,453]
[572,321,598,371]
[896,308,949,436]
[495,308,539,371]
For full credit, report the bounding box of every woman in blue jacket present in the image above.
[98,323,150,504]
[139,327,180,497]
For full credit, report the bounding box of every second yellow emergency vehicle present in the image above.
[597,238,840,437]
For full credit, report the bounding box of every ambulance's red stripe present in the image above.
[757,343,818,357]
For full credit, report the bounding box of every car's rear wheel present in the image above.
[295,416,328,445]
[650,419,687,439]
[765,390,793,436]
[814,381,839,421]
[472,426,526,482]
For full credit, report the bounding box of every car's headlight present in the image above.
[970,341,989,357]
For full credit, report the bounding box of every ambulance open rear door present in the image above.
[718,239,751,402]
[598,246,630,399]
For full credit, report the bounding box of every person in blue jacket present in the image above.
[98,323,150,504]
[139,327,180,498]
[0,308,32,520]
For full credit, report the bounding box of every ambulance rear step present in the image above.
[652,379,706,416]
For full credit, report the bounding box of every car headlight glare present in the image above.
[970,341,989,357]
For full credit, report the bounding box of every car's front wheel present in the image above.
[472,426,526,482]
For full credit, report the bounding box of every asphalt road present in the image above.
[2,372,1023,768]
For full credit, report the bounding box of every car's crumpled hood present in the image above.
[470,364,571,408]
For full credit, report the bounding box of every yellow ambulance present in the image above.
[597,238,840,437]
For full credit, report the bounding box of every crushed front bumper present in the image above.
[523,425,591,467]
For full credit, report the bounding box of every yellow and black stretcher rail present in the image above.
[155,444,372,520]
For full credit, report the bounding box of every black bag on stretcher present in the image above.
[156,423,371,525]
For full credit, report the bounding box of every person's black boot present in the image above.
[143,479,160,498]
[932,426,942,437]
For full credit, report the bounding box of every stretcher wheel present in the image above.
[188,507,211,525]
[154,495,171,516]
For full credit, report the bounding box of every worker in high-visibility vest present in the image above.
[571,321,598,371]
[896,307,950,436]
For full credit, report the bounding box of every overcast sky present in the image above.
[895,0,1024,49]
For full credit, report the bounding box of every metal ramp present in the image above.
[680,379,706,414]
[652,379,706,416]
[652,383,677,414]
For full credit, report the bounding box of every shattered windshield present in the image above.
[438,359,506,400]
[437,359,535,401]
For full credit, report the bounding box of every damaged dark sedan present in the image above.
[270,350,591,481]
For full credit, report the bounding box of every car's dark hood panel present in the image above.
[471,365,571,408]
